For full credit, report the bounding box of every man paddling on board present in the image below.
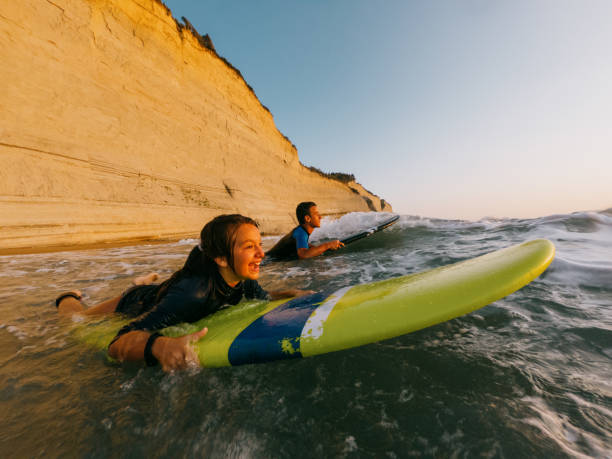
[266,201,344,260]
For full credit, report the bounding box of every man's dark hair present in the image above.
[296,201,316,224]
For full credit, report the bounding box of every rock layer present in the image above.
[0,0,391,254]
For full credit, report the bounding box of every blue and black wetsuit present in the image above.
[266,225,310,260]
[111,270,269,342]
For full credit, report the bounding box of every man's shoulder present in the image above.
[292,225,309,238]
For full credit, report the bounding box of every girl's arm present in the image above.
[244,279,314,301]
[108,328,207,371]
[108,285,208,370]
[268,289,315,300]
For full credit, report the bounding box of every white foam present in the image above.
[310,212,398,242]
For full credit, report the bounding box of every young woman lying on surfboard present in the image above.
[55,214,313,372]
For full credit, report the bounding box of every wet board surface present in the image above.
[74,239,555,367]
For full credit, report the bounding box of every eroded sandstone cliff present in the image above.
[0,0,391,254]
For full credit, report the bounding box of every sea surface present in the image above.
[0,210,610,458]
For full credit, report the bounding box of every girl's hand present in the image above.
[152,328,208,372]
[269,289,315,300]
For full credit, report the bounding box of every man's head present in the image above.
[296,201,320,228]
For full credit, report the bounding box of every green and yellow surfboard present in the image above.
[74,239,555,367]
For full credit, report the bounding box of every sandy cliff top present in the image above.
[0,0,391,254]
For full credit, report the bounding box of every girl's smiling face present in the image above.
[215,223,264,286]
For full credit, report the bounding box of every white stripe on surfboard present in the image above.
[301,286,352,340]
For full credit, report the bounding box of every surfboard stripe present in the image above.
[301,286,352,340]
[227,291,332,365]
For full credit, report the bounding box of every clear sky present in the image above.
[162,0,611,220]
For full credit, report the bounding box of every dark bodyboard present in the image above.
[340,214,400,245]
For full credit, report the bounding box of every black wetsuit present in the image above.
[111,270,269,342]
[266,226,310,260]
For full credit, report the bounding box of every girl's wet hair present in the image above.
[199,214,258,272]
[155,214,258,302]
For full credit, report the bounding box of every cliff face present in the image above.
[0,0,391,253]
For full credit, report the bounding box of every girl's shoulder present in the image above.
[169,274,212,298]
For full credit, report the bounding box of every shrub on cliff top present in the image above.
[180,17,215,52]
[306,165,383,202]
[305,165,355,184]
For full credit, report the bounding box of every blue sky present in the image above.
[162,0,611,220]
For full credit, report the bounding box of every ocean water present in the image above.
[0,210,610,458]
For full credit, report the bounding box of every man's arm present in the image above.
[297,240,344,259]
